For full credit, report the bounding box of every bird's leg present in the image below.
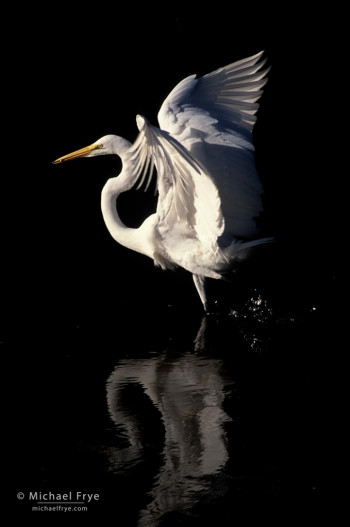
[192,274,208,312]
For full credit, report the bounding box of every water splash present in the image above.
[229,289,274,352]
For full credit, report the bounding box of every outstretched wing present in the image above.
[158,51,269,241]
[127,115,224,250]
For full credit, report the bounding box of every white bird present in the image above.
[54,51,272,311]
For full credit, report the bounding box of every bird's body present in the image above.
[54,52,271,311]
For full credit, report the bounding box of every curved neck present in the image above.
[101,170,155,259]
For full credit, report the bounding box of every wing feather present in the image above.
[157,51,269,240]
[126,52,269,270]
[127,116,224,249]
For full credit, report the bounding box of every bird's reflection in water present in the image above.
[106,317,233,525]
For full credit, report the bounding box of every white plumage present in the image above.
[54,51,272,311]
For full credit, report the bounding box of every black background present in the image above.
[5,3,344,523]
[9,4,341,316]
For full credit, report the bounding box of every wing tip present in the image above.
[136,114,148,132]
[204,50,269,83]
[250,50,265,61]
[231,49,269,72]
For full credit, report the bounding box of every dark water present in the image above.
[12,275,338,524]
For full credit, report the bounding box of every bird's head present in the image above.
[53,134,131,164]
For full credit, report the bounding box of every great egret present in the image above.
[54,51,272,311]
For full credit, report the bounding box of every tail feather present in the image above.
[225,236,274,261]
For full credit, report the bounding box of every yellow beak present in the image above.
[53,143,103,164]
